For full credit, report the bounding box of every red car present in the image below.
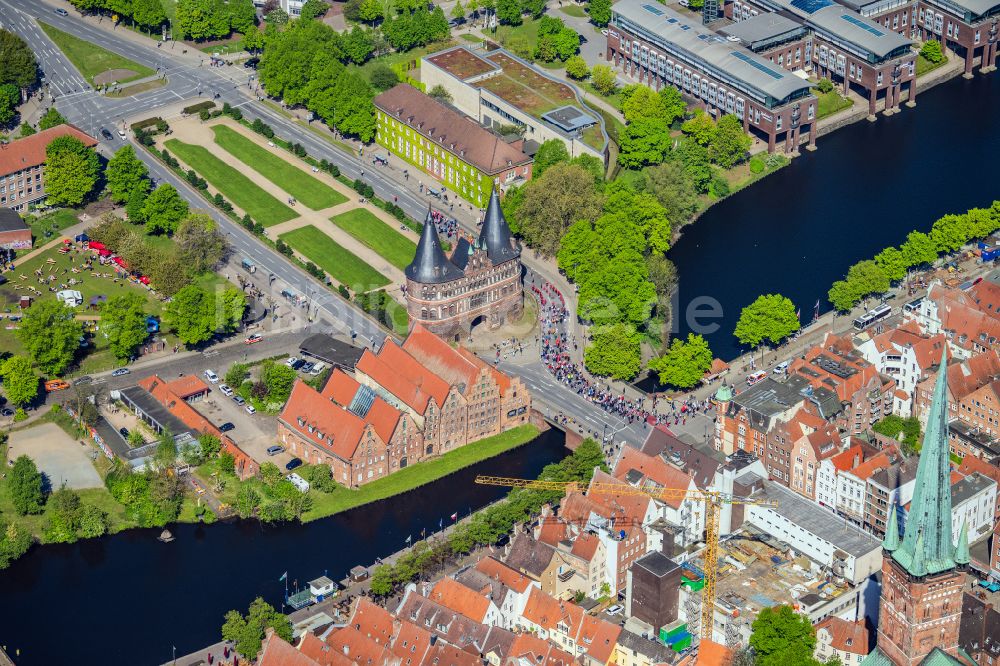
[245,333,263,345]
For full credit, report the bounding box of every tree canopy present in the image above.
[142,184,189,235]
[588,0,612,25]
[648,333,713,388]
[507,162,603,256]
[16,299,83,375]
[175,213,228,273]
[0,29,38,90]
[750,605,822,666]
[45,135,100,206]
[163,284,246,346]
[0,355,39,407]
[8,455,44,516]
[38,107,66,130]
[105,144,150,203]
[101,294,150,361]
[734,294,799,348]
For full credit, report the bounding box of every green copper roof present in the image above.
[954,520,970,565]
[891,350,956,577]
[882,503,900,551]
[715,384,734,402]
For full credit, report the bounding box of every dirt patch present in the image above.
[94,68,139,86]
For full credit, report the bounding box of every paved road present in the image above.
[2,0,658,446]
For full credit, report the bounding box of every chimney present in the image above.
[853,453,860,468]
[342,645,349,656]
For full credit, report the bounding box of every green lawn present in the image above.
[460,33,483,42]
[38,21,155,85]
[329,208,416,271]
[560,4,587,17]
[916,53,948,77]
[199,40,246,55]
[301,425,540,521]
[27,209,80,244]
[813,88,854,119]
[212,125,347,210]
[279,225,390,290]
[164,139,298,226]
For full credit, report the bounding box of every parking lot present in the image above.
[194,389,293,467]
[7,423,103,490]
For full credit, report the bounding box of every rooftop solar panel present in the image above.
[642,3,665,14]
[839,13,886,35]
[790,0,833,13]
[731,51,785,79]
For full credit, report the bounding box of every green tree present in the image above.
[226,362,250,388]
[622,85,666,123]
[260,461,283,486]
[815,78,834,94]
[16,299,83,375]
[899,230,938,267]
[920,39,944,64]
[0,84,19,127]
[199,433,222,458]
[0,29,37,90]
[142,184,189,235]
[750,605,822,666]
[618,118,672,168]
[428,84,453,103]
[659,86,687,124]
[300,0,330,20]
[358,0,383,22]
[0,521,34,570]
[681,109,716,146]
[154,430,178,470]
[227,0,258,33]
[532,139,569,177]
[18,122,36,137]
[45,135,100,206]
[588,0,612,26]
[77,504,109,538]
[512,163,603,256]
[370,564,395,595]
[38,107,66,130]
[874,246,907,282]
[0,355,39,407]
[709,114,751,168]
[369,63,399,91]
[674,139,712,193]
[131,0,168,29]
[175,213,228,273]
[105,145,150,203]
[343,25,375,63]
[496,0,522,24]
[930,213,969,253]
[163,285,246,346]
[9,455,45,516]
[584,323,642,380]
[451,0,466,19]
[590,64,617,95]
[260,361,298,403]
[564,54,589,79]
[242,23,265,52]
[221,597,293,658]
[101,294,149,361]
[649,333,713,389]
[644,160,700,225]
[734,293,799,348]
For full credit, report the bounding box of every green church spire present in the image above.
[891,349,956,577]
[955,520,970,566]
[883,503,900,552]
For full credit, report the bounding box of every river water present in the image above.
[668,71,1000,363]
[0,429,567,666]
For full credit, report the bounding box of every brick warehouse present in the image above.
[277,324,531,488]
[607,0,819,153]
[404,189,523,339]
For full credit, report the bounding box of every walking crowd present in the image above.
[530,279,716,437]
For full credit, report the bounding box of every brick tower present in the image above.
[872,350,969,666]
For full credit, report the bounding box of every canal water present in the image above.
[668,71,1000,363]
[0,429,567,666]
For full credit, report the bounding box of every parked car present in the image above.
[245,333,263,345]
[117,128,126,140]
[100,128,114,141]
[204,369,219,383]
[727,34,742,42]
[219,422,235,432]
[232,395,246,406]
[291,358,306,370]
[75,375,93,385]
[111,368,130,377]
[54,7,68,15]
[747,370,768,386]
[300,361,315,374]
[266,445,285,456]
[244,57,260,69]
[1,408,14,417]
[309,361,326,376]
[119,427,130,439]
[285,356,299,367]
[245,404,256,415]
[773,361,790,374]
[219,384,234,396]
[607,605,624,616]
[285,457,303,471]
[44,379,71,391]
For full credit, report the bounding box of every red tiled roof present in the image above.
[350,597,395,644]
[816,617,869,655]
[578,614,621,664]
[373,84,531,175]
[830,444,865,472]
[536,519,566,546]
[958,456,1000,487]
[257,631,323,666]
[521,587,583,633]
[389,620,432,665]
[402,324,485,394]
[297,633,353,666]
[613,447,694,509]
[164,374,210,399]
[430,577,492,622]
[358,340,451,412]
[139,375,218,436]
[695,640,732,665]
[474,556,533,593]
[845,452,893,482]
[507,633,575,666]
[280,380,366,460]
[323,626,391,666]
[424,641,484,666]
[0,124,97,177]
[321,369,402,444]
[570,531,600,561]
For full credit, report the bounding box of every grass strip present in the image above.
[38,21,154,85]
[329,208,416,271]
[279,224,390,289]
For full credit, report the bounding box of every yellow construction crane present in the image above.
[474,475,778,640]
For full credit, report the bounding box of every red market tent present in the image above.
[88,241,107,251]
[139,276,150,285]
[112,256,128,269]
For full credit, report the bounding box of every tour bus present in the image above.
[853,304,892,331]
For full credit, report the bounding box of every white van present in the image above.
[309,361,327,376]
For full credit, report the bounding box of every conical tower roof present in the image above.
[406,209,463,285]
[891,349,956,577]
[955,520,970,565]
[478,188,519,264]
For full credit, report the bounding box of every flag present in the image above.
[814,299,821,319]
[795,308,801,320]
[279,572,287,582]
[451,512,458,521]
[439,518,443,529]
[405,535,412,544]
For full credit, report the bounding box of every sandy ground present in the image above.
[7,422,102,491]
[94,68,138,86]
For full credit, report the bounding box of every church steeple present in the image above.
[406,208,463,284]
[478,188,519,264]
[891,349,956,577]
[882,503,900,552]
[955,520,970,566]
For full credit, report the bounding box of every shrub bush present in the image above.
[749,156,765,174]
[182,100,216,115]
